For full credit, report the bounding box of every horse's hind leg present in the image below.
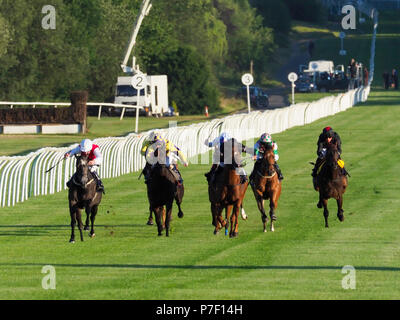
[322,198,329,228]
[154,207,163,236]
[84,210,90,231]
[337,197,345,222]
[165,203,173,237]
[147,205,154,225]
[230,205,239,238]
[89,205,98,238]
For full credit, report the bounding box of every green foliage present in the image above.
[147,46,219,115]
[283,0,327,23]
[0,0,283,113]
[249,0,291,36]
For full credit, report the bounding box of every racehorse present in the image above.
[147,164,184,236]
[250,143,282,232]
[68,154,102,243]
[208,138,249,238]
[315,143,348,228]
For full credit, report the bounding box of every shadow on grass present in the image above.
[1,262,400,272]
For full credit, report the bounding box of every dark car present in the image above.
[237,86,270,109]
[294,75,316,93]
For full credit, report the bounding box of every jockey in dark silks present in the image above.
[312,126,347,190]
[204,133,253,185]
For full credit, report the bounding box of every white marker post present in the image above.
[131,73,147,133]
[339,32,347,56]
[241,73,254,114]
[288,72,298,105]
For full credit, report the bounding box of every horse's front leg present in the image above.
[76,208,84,241]
[255,196,268,232]
[321,197,329,228]
[336,196,345,222]
[225,205,233,236]
[69,207,76,243]
[269,199,277,232]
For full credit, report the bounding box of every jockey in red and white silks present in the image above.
[64,139,105,193]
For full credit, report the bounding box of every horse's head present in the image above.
[75,154,90,186]
[261,143,276,176]
[325,143,340,170]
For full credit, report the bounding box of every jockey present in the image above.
[250,133,283,181]
[142,131,188,185]
[312,126,346,188]
[204,132,253,184]
[64,138,105,193]
[204,132,231,183]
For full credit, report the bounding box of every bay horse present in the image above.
[209,138,249,238]
[68,154,102,243]
[147,163,184,236]
[250,143,282,232]
[315,143,348,228]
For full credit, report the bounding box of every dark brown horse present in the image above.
[147,163,184,236]
[68,154,102,243]
[250,144,282,232]
[315,143,348,228]
[208,139,249,238]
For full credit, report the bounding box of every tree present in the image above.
[147,46,219,115]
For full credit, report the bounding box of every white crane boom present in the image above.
[121,0,152,74]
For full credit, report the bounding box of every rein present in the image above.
[256,170,276,179]
[72,176,95,188]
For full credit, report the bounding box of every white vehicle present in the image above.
[114,75,168,116]
[114,0,169,116]
[304,60,335,74]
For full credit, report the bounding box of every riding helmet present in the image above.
[80,139,93,153]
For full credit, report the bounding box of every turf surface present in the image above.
[1,90,400,299]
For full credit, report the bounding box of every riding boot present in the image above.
[274,163,283,180]
[66,174,75,188]
[240,175,248,184]
[205,164,217,182]
[173,166,184,185]
[92,171,105,194]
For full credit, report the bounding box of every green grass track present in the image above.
[1,90,400,299]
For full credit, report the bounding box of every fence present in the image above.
[0,86,369,208]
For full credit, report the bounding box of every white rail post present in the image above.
[135,107,139,133]
[120,107,126,121]
[98,105,102,120]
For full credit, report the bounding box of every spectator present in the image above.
[391,69,398,89]
[383,71,390,90]
[348,58,357,90]
[363,67,369,86]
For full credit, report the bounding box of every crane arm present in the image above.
[121,0,152,74]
